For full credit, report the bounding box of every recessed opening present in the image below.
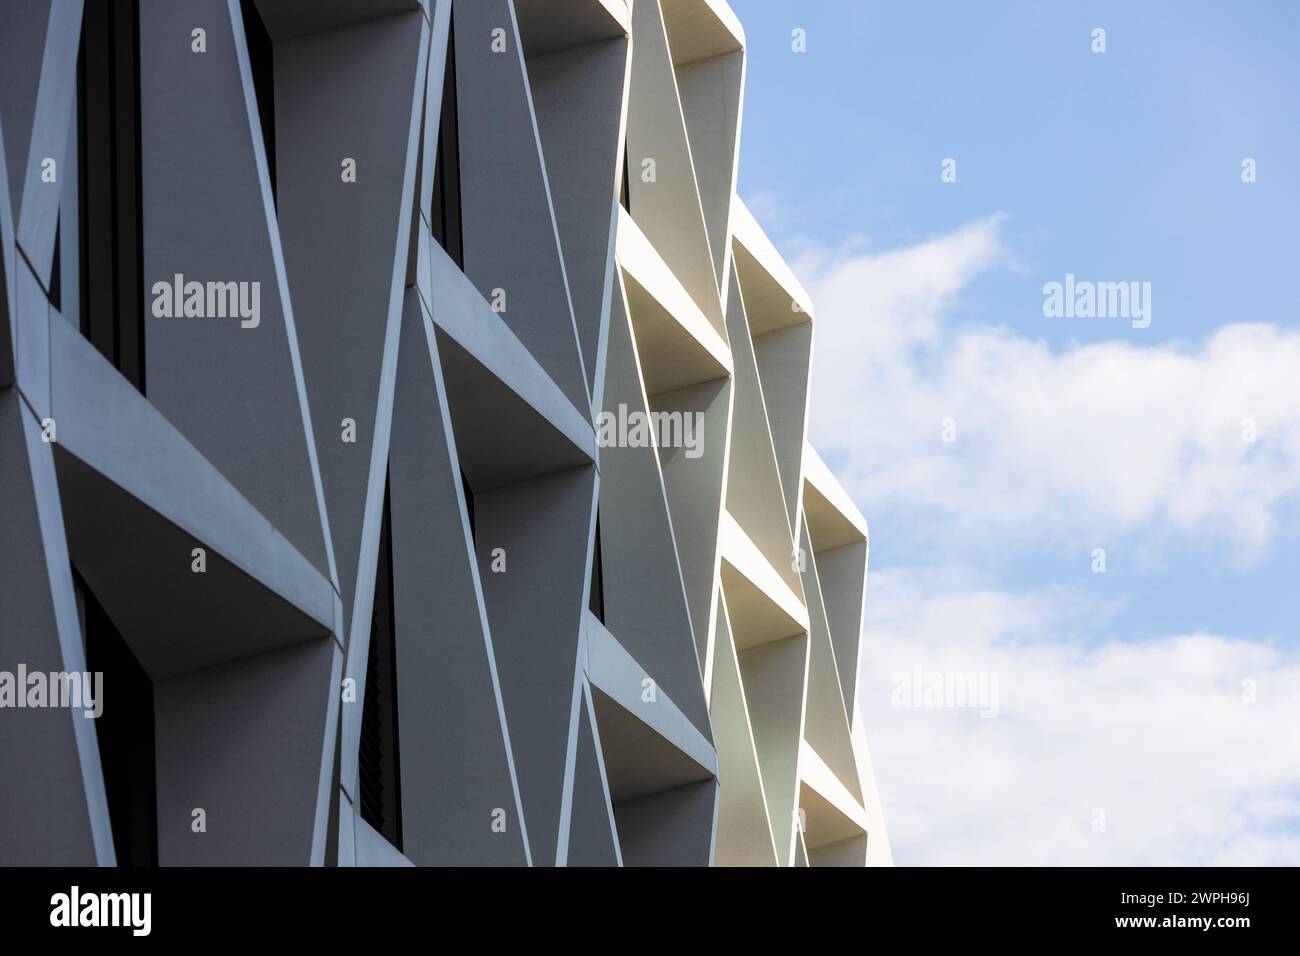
[588,514,605,622]
[620,140,630,212]
[460,467,476,541]
[430,16,463,268]
[75,567,157,867]
[49,219,62,311]
[77,0,145,393]
[239,0,276,204]
[357,479,403,851]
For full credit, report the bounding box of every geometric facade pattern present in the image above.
[0,0,890,866]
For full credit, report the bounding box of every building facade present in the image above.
[0,0,890,866]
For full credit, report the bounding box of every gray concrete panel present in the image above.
[475,465,597,865]
[275,9,427,623]
[139,0,335,583]
[564,683,621,866]
[613,778,717,867]
[253,0,422,42]
[676,50,742,285]
[625,0,724,334]
[14,252,50,420]
[389,290,529,865]
[650,375,731,663]
[0,1,82,290]
[753,322,812,531]
[814,540,868,708]
[597,287,712,737]
[799,525,863,804]
[48,317,336,676]
[436,328,593,491]
[0,389,114,865]
[514,0,628,59]
[589,686,712,802]
[54,447,331,679]
[429,242,596,488]
[13,0,82,289]
[737,631,808,867]
[0,3,48,219]
[709,595,778,866]
[724,270,802,596]
[526,36,628,394]
[585,612,716,779]
[452,0,590,415]
[155,637,337,864]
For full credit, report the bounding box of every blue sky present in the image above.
[729,0,1300,864]
[735,0,1300,346]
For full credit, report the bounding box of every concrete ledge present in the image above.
[585,610,717,781]
[49,316,335,677]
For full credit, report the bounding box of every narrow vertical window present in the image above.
[357,480,403,850]
[430,17,463,268]
[77,569,158,866]
[78,0,145,393]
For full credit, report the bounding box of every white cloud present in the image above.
[796,217,1300,863]
[858,566,1300,865]
[800,215,1300,561]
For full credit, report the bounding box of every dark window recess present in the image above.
[357,480,403,850]
[460,468,476,540]
[430,16,463,268]
[589,515,605,622]
[239,0,275,203]
[76,568,157,867]
[49,219,61,311]
[620,142,630,212]
[78,0,145,393]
